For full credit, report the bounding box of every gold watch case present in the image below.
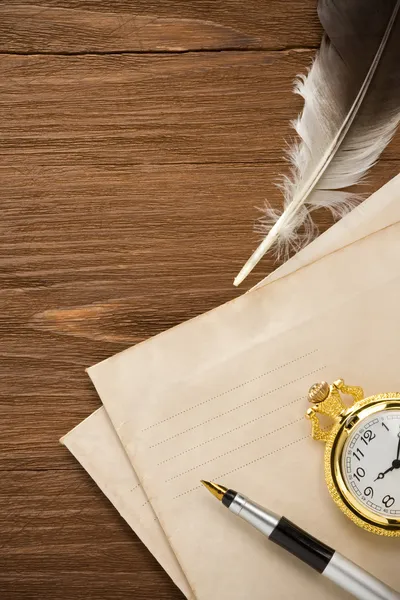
[306,379,400,537]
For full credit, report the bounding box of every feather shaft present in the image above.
[235,0,400,286]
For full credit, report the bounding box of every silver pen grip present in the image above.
[324,553,400,600]
[228,493,279,536]
[228,494,400,600]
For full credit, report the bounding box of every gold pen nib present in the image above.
[200,480,228,501]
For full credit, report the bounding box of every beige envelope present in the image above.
[61,408,193,598]
[87,176,400,599]
[62,173,400,598]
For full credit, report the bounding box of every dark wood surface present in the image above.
[1,2,399,599]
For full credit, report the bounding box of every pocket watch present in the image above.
[306,379,400,536]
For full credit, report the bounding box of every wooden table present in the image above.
[1,2,399,598]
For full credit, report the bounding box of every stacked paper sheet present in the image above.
[62,174,400,599]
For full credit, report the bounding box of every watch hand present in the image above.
[374,466,395,481]
[375,431,400,481]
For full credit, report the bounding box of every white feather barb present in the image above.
[234,0,400,286]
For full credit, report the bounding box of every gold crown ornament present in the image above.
[306,379,400,536]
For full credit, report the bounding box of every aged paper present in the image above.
[89,218,400,599]
[64,173,400,597]
[61,408,193,598]
[256,172,400,288]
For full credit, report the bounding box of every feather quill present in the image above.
[235,0,400,286]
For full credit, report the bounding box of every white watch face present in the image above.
[342,409,400,518]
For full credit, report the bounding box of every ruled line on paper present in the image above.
[157,396,304,466]
[165,417,303,482]
[129,483,142,493]
[172,436,308,501]
[148,366,325,449]
[217,436,309,479]
[141,349,319,432]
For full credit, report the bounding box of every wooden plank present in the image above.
[0,1,321,53]
[1,4,399,599]
[0,161,313,470]
[0,469,182,599]
[0,50,313,166]
[1,52,399,169]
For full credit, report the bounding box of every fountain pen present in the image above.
[201,481,400,600]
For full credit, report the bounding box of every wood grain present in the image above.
[1,1,321,53]
[0,2,399,599]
